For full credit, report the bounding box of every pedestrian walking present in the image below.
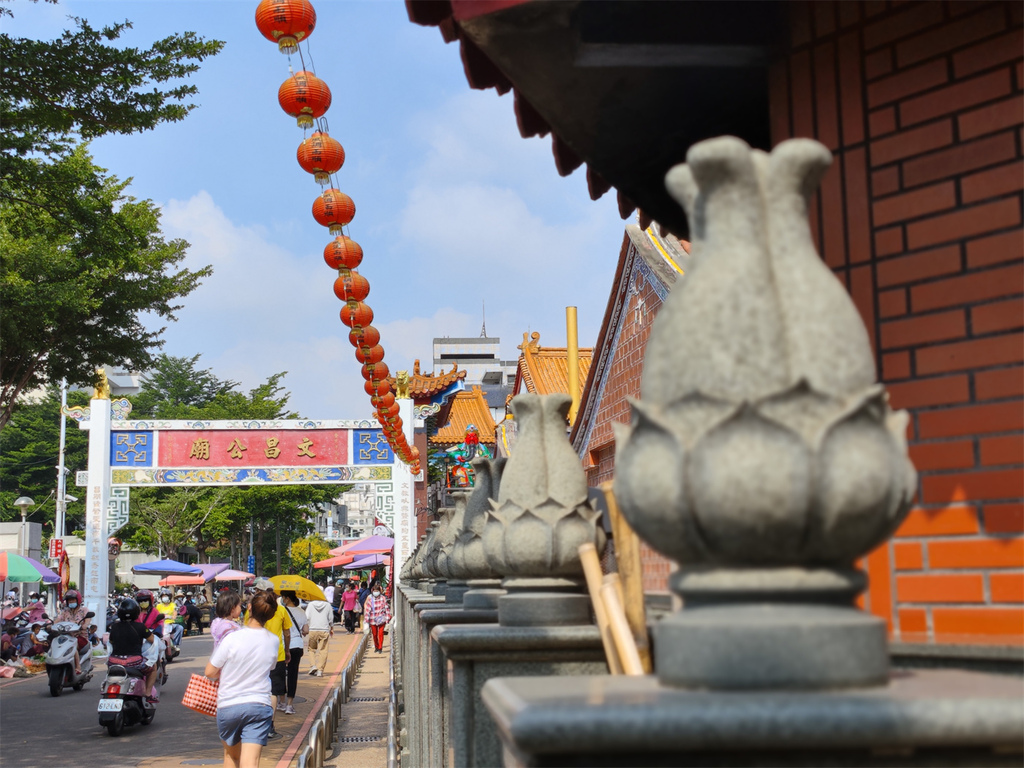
[341,583,359,634]
[279,591,307,715]
[364,585,391,653]
[331,580,344,625]
[205,590,280,768]
[244,578,292,741]
[305,594,334,676]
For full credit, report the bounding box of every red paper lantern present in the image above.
[365,380,390,397]
[297,132,345,184]
[339,302,373,328]
[255,0,316,54]
[377,391,395,409]
[361,361,390,381]
[408,447,421,463]
[379,402,400,419]
[325,236,363,270]
[355,344,385,365]
[333,271,369,302]
[312,190,355,234]
[349,325,379,349]
[278,70,332,127]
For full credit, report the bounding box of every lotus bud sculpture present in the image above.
[449,457,505,581]
[483,393,606,582]
[614,136,916,689]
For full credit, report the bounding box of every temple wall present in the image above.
[584,0,1022,645]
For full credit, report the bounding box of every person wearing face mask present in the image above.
[55,590,90,674]
[156,590,185,649]
[135,589,166,643]
[363,586,391,654]
[25,592,48,623]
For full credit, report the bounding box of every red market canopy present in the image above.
[159,574,204,586]
[313,553,356,569]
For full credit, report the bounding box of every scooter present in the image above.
[98,661,158,737]
[44,618,94,696]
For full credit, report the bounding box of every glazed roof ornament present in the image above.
[614,136,916,569]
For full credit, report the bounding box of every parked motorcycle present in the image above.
[44,619,94,696]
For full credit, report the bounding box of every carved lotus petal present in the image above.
[690,405,812,564]
[614,136,917,570]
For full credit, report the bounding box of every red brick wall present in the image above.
[584,254,675,592]
[772,0,1023,645]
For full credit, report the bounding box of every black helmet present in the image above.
[117,598,141,623]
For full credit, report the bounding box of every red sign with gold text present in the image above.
[160,430,348,467]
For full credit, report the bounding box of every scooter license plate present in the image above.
[97,698,123,712]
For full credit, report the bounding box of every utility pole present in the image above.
[55,379,68,539]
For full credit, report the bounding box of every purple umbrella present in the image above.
[344,553,390,570]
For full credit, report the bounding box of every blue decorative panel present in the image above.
[111,431,153,466]
[353,430,394,464]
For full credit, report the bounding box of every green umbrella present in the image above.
[0,551,52,582]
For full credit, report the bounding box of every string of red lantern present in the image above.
[255,0,421,475]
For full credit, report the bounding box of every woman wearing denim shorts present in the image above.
[205,591,281,768]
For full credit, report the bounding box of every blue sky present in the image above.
[7,0,626,420]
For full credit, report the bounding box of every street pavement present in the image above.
[0,629,365,768]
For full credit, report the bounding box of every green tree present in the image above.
[0,148,211,428]
[0,385,89,528]
[0,2,223,428]
[290,535,332,579]
[1,2,224,218]
[131,354,238,418]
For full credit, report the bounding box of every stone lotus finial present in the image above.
[614,137,916,570]
[410,526,438,580]
[450,457,505,580]
[482,393,605,579]
[433,498,466,579]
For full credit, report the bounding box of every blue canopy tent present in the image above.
[131,559,203,576]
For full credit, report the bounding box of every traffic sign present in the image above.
[247,555,255,573]
[48,538,64,559]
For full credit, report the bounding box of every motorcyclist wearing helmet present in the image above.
[155,589,184,648]
[135,589,165,638]
[55,590,90,675]
[108,598,159,699]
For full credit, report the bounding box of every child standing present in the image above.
[211,591,243,650]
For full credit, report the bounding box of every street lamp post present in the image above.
[14,496,35,603]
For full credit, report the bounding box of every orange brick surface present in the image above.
[895,507,980,538]
[990,572,1024,603]
[929,538,1024,569]
[897,573,986,603]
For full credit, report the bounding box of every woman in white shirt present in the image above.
[279,591,309,715]
[204,591,280,768]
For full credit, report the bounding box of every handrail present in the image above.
[295,631,371,767]
[387,643,398,768]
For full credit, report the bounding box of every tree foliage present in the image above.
[0,149,212,428]
[1,2,224,214]
[290,535,332,579]
[0,385,89,527]
[0,2,223,428]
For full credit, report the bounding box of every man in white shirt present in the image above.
[304,597,334,677]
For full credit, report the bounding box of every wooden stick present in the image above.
[600,481,653,673]
[600,575,644,676]
[578,543,624,675]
